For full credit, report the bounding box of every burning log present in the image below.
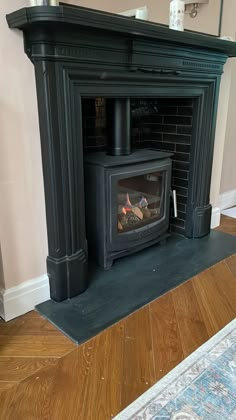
[118,213,128,226]
[142,208,152,219]
[118,220,123,231]
[131,206,143,220]
[117,191,159,231]
[126,212,140,225]
[149,208,160,216]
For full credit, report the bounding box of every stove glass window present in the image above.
[117,171,165,233]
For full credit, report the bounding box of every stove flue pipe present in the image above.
[107,98,131,156]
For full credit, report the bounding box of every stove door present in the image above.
[107,158,172,252]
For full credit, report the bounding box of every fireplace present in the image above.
[7,3,236,301]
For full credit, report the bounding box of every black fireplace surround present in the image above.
[6,3,236,301]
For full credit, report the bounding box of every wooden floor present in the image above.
[0,215,236,419]
[216,214,236,236]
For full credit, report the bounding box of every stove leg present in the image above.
[104,258,113,270]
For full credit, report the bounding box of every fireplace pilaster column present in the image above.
[35,60,88,301]
[185,79,222,239]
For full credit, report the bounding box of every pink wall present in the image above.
[219,0,236,195]
[220,60,236,194]
[65,0,221,35]
[0,0,47,288]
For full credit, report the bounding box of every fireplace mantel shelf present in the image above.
[6,4,236,57]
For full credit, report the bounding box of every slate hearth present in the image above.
[7,3,236,301]
[37,230,236,344]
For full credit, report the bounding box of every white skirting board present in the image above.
[221,207,236,218]
[219,189,236,211]
[211,207,221,229]
[0,274,50,322]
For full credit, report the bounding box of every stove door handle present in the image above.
[170,190,178,218]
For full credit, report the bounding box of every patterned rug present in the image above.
[114,319,236,420]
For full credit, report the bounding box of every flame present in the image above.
[120,193,148,216]
[125,193,132,207]
[122,207,133,215]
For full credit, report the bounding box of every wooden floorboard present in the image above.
[226,254,236,279]
[171,280,210,357]
[193,261,236,336]
[0,311,76,388]
[0,382,16,391]
[0,357,58,382]
[0,311,62,336]
[121,306,155,408]
[150,293,184,381]
[0,323,125,420]
[0,215,236,419]
[216,214,236,236]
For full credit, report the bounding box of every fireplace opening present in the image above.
[83,96,195,268]
[82,96,194,237]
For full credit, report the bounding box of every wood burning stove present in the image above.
[85,151,172,269]
[85,98,173,268]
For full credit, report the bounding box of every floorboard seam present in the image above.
[148,305,157,382]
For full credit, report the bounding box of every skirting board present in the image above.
[211,207,221,229]
[0,274,50,322]
[219,189,236,211]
